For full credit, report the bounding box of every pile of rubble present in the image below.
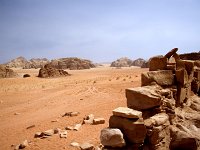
[100,48,200,150]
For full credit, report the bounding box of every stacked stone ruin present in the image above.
[100,48,200,150]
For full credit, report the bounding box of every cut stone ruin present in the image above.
[100,48,200,150]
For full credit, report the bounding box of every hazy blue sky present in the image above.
[0,0,200,63]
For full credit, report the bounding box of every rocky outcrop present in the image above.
[24,58,49,69]
[6,57,49,69]
[50,57,95,70]
[110,57,132,67]
[0,65,18,78]
[131,58,146,67]
[38,64,69,78]
[6,56,29,68]
[100,48,200,150]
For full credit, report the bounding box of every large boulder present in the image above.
[126,86,162,110]
[109,115,147,144]
[110,57,132,67]
[0,65,18,78]
[38,64,69,78]
[100,128,126,148]
[141,70,174,86]
[50,57,95,70]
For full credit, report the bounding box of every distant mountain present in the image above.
[131,58,146,67]
[49,57,96,70]
[110,57,132,67]
[5,57,49,69]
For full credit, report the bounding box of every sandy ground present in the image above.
[0,66,148,150]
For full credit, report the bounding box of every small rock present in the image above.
[23,74,31,78]
[62,112,79,117]
[70,142,80,147]
[26,125,35,129]
[80,143,94,150]
[100,128,126,148]
[93,118,105,125]
[0,100,3,104]
[74,124,82,131]
[14,112,20,115]
[113,107,142,119]
[19,140,28,149]
[34,132,44,138]
[65,126,74,130]
[54,128,62,134]
[51,119,59,122]
[14,144,20,150]
[59,130,67,138]
[43,129,54,136]
[83,114,95,124]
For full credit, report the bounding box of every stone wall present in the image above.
[100,48,200,150]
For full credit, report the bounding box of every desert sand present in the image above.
[0,66,148,150]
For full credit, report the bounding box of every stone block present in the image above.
[148,126,169,145]
[141,70,174,86]
[194,70,200,81]
[109,115,147,144]
[112,107,142,119]
[175,69,188,86]
[164,48,178,59]
[176,84,186,106]
[176,60,194,82]
[170,126,198,150]
[126,86,161,110]
[149,56,167,71]
[100,128,126,148]
[150,113,169,126]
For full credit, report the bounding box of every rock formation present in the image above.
[24,58,49,69]
[110,57,132,67]
[49,57,95,70]
[6,57,49,69]
[38,64,69,78]
[0,65,18,78]
[131,58,146,67]
[6,56,29,68]
[100,48,200,149]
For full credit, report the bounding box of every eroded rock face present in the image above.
[38,64,69,78]
[50,57,95,70]
[0,65,18,78]
[110,57,132,67]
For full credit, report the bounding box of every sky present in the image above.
[0,0,200,63]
